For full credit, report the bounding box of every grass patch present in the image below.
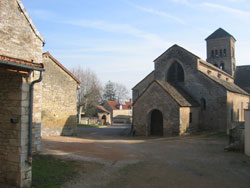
[78,124,108,127]
[32,155,77,188]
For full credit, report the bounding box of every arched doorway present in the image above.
[150,110,163,136]
[101,115,107,125]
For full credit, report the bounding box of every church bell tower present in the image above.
[205,28,236,77]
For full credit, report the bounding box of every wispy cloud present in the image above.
[64,20,170,46]
[201,3,250,17]
[170,0,190,5]
[133,5,186,24]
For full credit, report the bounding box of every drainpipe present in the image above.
[28,71,43,164]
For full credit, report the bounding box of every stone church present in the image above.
[132,28,250,136]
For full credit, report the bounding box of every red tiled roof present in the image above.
[43,51,81,84]
[106,101,132,110]
[123,101,132,109]
[106,101,120,110]
[96,105,110,114]
[0,55,44,69]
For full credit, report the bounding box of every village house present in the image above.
[133,28,250,136]
[0,0,44,187]
[41,52,80,136]
[103,101,132,124]
[0,1,80,187]
[80,105,111,125]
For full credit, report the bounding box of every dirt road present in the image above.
[41,125,250,188]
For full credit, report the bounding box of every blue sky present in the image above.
[22,0,250,94]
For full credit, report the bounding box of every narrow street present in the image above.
[41,125,250,188]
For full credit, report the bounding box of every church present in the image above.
[132,28,250,136]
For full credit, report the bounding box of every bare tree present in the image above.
[114,83,129,102]
[103,81,129,102]
[71,66,102,121]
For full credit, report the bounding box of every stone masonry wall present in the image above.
[133,82,180,136]
[0,0,44,153]
[0,72,31,187]
[132,71,154,102]
[41,56,78,136]
[227,91,249,131]
[0,0,43,64]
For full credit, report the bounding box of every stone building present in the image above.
[80,105,111,125]
[235,65,250,93]
[41,52,80,136]
[103,101,132,124]
[0,0,45,187]
[133,28,250,136]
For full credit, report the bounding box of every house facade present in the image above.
[103,101,132,124]
[133,28,250,136]
[41,52,80,136]
[0,0,44,187]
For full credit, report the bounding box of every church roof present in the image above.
[154,44,200,63]
[132,71,154,89]
[201,71,249,96]
[133,80,199,107]
[205,28,236,41]
[156,81,199,107]
[235,65,250,93]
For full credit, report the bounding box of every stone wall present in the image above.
[245,110,250,157]
[133,82,180,136]
[0,0,44,153]
[179,107,199,134]
[198,60,233,83]
[227,92,249,131]
[0,0,44,187]
[0,72,31,187]
[0,0,43,64]
[41,55,78,136]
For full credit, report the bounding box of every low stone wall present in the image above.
[41,126,75,136]
[245,110,250,157]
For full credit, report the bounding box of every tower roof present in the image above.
[205,28,236,41]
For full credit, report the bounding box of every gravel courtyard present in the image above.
[41,125,250,188]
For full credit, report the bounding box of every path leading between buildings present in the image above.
[41,125,250,188]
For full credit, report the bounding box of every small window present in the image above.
[189,112,192,123]
[211,50,214,57]
[220,63,224,70]
[223,49,226,56]
[201,98,206,110]
[220,49,222,57]
[215,50,218,57]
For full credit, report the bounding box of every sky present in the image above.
[22,0,250,96]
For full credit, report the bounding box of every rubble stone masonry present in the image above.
[41,55,78,136]
[0,72,31,187]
